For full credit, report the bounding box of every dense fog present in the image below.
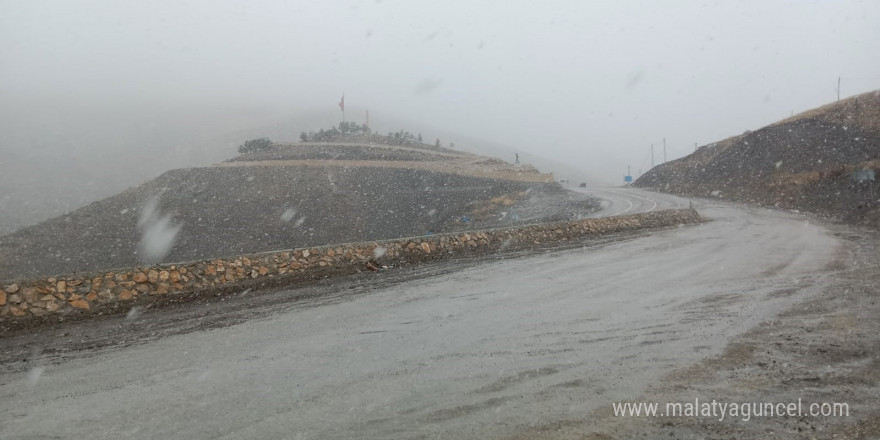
[1,0,878,232]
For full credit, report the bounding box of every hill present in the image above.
[0,106,605,235]
[635,90,880,225]
[0,138,598,279]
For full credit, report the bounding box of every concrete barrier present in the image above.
[0,209,701,327]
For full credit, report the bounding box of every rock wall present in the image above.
[0,209,701,327]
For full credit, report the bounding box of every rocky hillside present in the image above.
[0,142,598,279]
[635,90,880,225]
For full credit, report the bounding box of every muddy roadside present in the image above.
[509,221,880,439]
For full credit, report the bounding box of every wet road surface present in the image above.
[0,189,843,439]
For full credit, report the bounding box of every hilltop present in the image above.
[0,128,598,279]
[635,90,880,225]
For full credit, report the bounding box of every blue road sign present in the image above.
[853,170,875,182]
[624,175,633,183]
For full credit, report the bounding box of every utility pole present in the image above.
[651,144,654,168]
[838,76,841,101]
[663,138,667,163]
[694,142,698,153]
[628,165,631,176]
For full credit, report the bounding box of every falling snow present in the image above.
[27,366,44,386]
[137,197,182,263]
[281,208,298,222]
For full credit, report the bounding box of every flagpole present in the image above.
[340,93,345,124]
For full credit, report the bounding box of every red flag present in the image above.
[338,94,345,112]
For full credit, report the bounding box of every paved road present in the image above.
[0,190,843,439]
[576,186,689,217]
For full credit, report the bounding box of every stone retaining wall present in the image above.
[0,209,701,326]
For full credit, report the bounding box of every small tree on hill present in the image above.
[238,137,274,154]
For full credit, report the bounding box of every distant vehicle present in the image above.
[579,182,587,188]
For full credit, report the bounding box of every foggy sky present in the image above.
[1,0,879,230]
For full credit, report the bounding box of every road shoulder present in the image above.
[513,222,880,439]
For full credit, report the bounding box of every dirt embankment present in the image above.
[635,90,880,226]
[223,143,553,183]
[230,143,464,162]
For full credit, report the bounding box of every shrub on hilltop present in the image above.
[238,137,274,154]
[299,123,442,149]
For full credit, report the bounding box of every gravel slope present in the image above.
[0,165,596,279]
[635,90,880,225]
